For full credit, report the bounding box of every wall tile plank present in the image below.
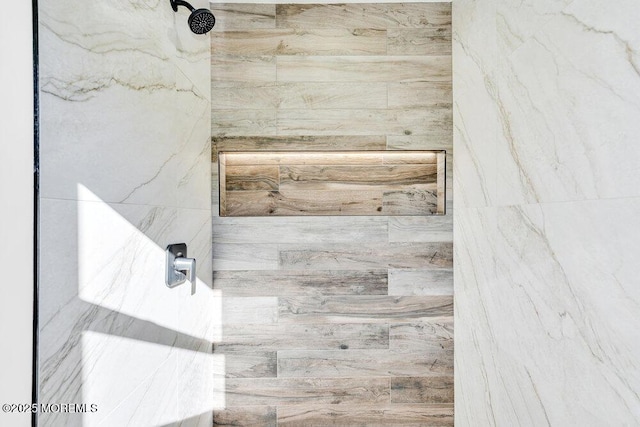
[278,295,453,323]
[217,323,390,352]
[388,269,453,296]
[276,3,452,30]
[213,406,277,427]
[388,28,452,55]
[277,56,451,82]
[226,377,391,406]
[212,136,387,161]
[224,351,277,378]
[279,242,453,270]
[278,349,453,377]
[278,404,454,426]
[212,29,387,55]
[391,377,454,404]
[211,55,276,82]
[210,4,276,31]
[214,270,388,296]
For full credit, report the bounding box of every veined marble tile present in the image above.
[493,200,640,425]
[39,83,209,206]
[173,0,212,97]
[496,0,573,53]
[39,0,212,424]
[495,5,640,205]
[98,356,178,427]
[177,98,213,210]
[453,207,498,427]
[452,0,497,209]
[456,199,640,426]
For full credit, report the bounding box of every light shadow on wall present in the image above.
[72,184,223,425]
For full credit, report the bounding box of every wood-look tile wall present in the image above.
[210,3,453,425]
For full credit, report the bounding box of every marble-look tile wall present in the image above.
[210,3,453,425]
[453,0,640,425]
[38,0,214,425]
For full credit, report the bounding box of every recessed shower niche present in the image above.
[218,150,446,216]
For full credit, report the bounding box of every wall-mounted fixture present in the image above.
[170,0,216,34]
[166,243,197,294]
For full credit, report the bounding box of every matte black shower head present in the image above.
[188,8,216,34]
[170,0,216,35]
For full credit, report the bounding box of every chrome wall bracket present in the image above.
[166,243,197,294]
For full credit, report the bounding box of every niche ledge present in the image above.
[219,150,446,217]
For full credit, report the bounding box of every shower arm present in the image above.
[170,0,195,12]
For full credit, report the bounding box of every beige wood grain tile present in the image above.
[211,109,277,136]
[212,29,386,55]
[276,3,452,30]
[386,135,452,151]
[212,243,279,270]
[213,270,388,296]
[278,82,388,109]
[279,242,453,270]
[213,406,277,427]
[279,164,438,191]
[388,269,453,296]
[382,151,439,164]
[210,4,276,31]
[388,82,452,108]
[223,351,277,378]
[278,349,453,378]
[391,377,454,404]
[222,190,384,216]
[211,82,279,110]
[277,108,452,136]
[381,190,440,215]
[211,55,276,82]
[388,28,452,55]
[278,295,453,323]
[390,320,454,353]
[220,151,436,166]
[225,165,279,191]
[276,56,451,82]
[277,403,454,426]
[217,323,389,352]
[222,297,278,324]
[226,377,391,406]
[388,208,453,242]
[212,136,387,161]
[213,216,388,243]
[223,151,384,166]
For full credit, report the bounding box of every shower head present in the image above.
[170,0,216,35]
[188,8,216,34]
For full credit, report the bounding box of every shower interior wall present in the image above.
[37,0,214,425]
[210,3,454,425]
